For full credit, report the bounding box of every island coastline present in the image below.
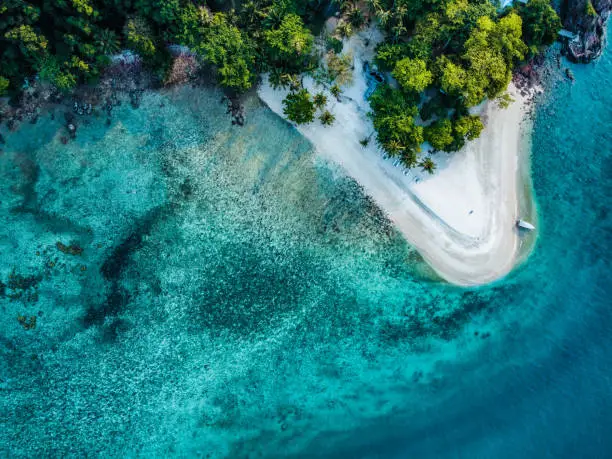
[258,28,539,287]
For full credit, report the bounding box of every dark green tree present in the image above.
[283,89,316,124]
[419,157,437,174]
[264,13,314,67]
[515,0,561,56]
[425,119,454,151]
[313,92,327,109]
[319,109,335,125]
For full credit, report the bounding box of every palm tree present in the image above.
[313,92,327,109]
[366,0,381,14]
[262,4,284,29]
[97,29,120,56]
[401,150,419,168]
[330,84,342,100]
[384,140,405,156]
[320,110,336,126]
[347,5,365,28]
[335,21,353,38]
[391,22,407,42]
[419,157,437,174]
[240,0,260,31]
[284,73,301,91]
[376,9,391,27]
[268,68,284,89]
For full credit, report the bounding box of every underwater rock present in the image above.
[6,271,42,302]
[17,315,37,330]
[129,90,141,109]
[56,241,84,256]
[223,95,246,126]
[67,122,77,139]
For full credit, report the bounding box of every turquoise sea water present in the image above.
[1,42,610,458]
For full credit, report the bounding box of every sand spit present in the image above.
[258,27,535,286]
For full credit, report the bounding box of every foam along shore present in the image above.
[257,27,535,287]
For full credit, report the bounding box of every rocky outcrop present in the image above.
[562,0,611,62]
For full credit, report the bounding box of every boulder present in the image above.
[562,0,611,63]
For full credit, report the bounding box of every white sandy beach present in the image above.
[258,27,534,286]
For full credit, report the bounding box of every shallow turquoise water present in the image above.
[1,43,610,458]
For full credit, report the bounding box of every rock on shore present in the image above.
[562,0,611,63]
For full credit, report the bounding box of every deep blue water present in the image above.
[0,44,610,459]
[324,45,612,459]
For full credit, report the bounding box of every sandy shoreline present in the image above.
[257,28,536,286]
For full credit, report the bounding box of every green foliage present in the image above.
[4,25,48,57]
[97,29,121,56]
[53,72,78,92]
[335,21,353,38]
[375,43,407,71]
[325,51,353,86]
[269,69,300,90]
[393,57,433,93]
[425,119,454,151]
[313,92,327,109]
[70,0,95,16]
[586,0,597,16]
[368,0,548,157]
[36,55,78,91]
[419,157,437,174]
[330,84,342,99]
[283,89,316,124]
[319,110,335,125]
[0,76,9,95]
[195,13,255,92]
[265,13,314,65]
[125,17,157,58]
[347,6,365,28]
[438,58,467,97]
[454,115,483,141]
[515,0,561,55]
[496,92,514,109]
[0,0,557,165]
[36,56,61,83]
[420,95,448,122]
[462,13,527,105]
[369,84,423,166]
[326,36,344,54]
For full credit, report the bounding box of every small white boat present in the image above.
[517,219,535,230]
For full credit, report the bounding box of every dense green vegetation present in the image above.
[1,0,560,167]
[363,0,560,163]
[0,0,325,95]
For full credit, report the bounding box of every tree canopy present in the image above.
[365,0,556,159]
[0,0,324,95]
[264,13,314,67]
[0,0,561,167]
[515,0,561,56]
[392,57,433,93]
[283,88,316,124]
